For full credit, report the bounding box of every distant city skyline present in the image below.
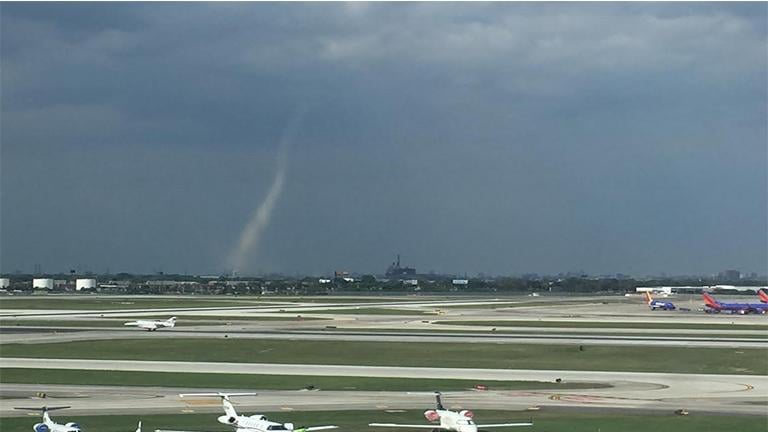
[2,3,766,276]
[2,263,765,282]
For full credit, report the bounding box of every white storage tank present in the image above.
[76,279,97,291]
[33,278,54,289]
[0,278,9,289]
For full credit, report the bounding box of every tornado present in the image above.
[228,112,304,275]
[227,153,286,275]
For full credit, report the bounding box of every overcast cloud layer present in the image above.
[1,3,766,276]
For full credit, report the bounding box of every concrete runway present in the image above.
[3,295,767,324]
[2,295,766,419]
[1,326,765,348]
[2,295,766,348]
[1,359,766,416]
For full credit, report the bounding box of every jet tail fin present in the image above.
[644,292,653,304]
[703,292,720,308]
[758,289,768,303]
[434,392,444,410]
[136,421,142,432]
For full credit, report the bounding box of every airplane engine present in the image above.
[458,410,474,419]
[218,415,237,425]
[284,423,295,430]
[34,423,50,432]
[424,410,440,422]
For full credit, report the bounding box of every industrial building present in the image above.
[385,254,416,277]
[32,278,54,289]
[76,278,97,291]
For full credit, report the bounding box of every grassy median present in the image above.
[2,338,766,375]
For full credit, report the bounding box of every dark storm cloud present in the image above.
[1,3,766,276]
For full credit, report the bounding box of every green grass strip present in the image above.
[2,338,766,375]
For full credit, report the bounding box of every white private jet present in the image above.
[14,406,82,432]
[124,317,176,331]
[369,393,533,432]
[14,406,143,432]
[155,392,338,432]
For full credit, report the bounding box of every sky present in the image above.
[1,3,766,277]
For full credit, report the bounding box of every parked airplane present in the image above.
[124,317,176,331]
[369,392,532,432]
[702,293,768,315]
[758,289,768,303]
[155,392,337,432]
[644,292,676,311]
[14,406,81,432]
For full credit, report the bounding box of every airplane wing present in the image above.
[476,422,533,428]
[369,424,443,429]
[302,426,338,432]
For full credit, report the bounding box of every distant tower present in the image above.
[386,253,416,277]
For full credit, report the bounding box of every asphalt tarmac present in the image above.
[0,327,765,348]
[1,295,766,419]
[1,360,766,416]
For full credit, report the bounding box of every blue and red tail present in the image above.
[758,289,768,303]
[702,292,721,309]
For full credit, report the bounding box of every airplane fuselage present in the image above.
[34,416,81,432]
[220,413,297,432]
[703,294,768,314]
[649,301,675,311]
[426,409,477,432]
[124,317,176,331]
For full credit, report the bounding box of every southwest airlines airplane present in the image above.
[702,293,768,314]
[644,292,676,311]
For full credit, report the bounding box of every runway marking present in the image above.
[181,409,195,413]
[281,407,294,411]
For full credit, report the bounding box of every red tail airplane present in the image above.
[758,289,768,303]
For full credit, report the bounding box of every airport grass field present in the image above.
[0,368,608,391]
[2,410,766,432]
[3,338,767,375]
[1,294,766,430]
